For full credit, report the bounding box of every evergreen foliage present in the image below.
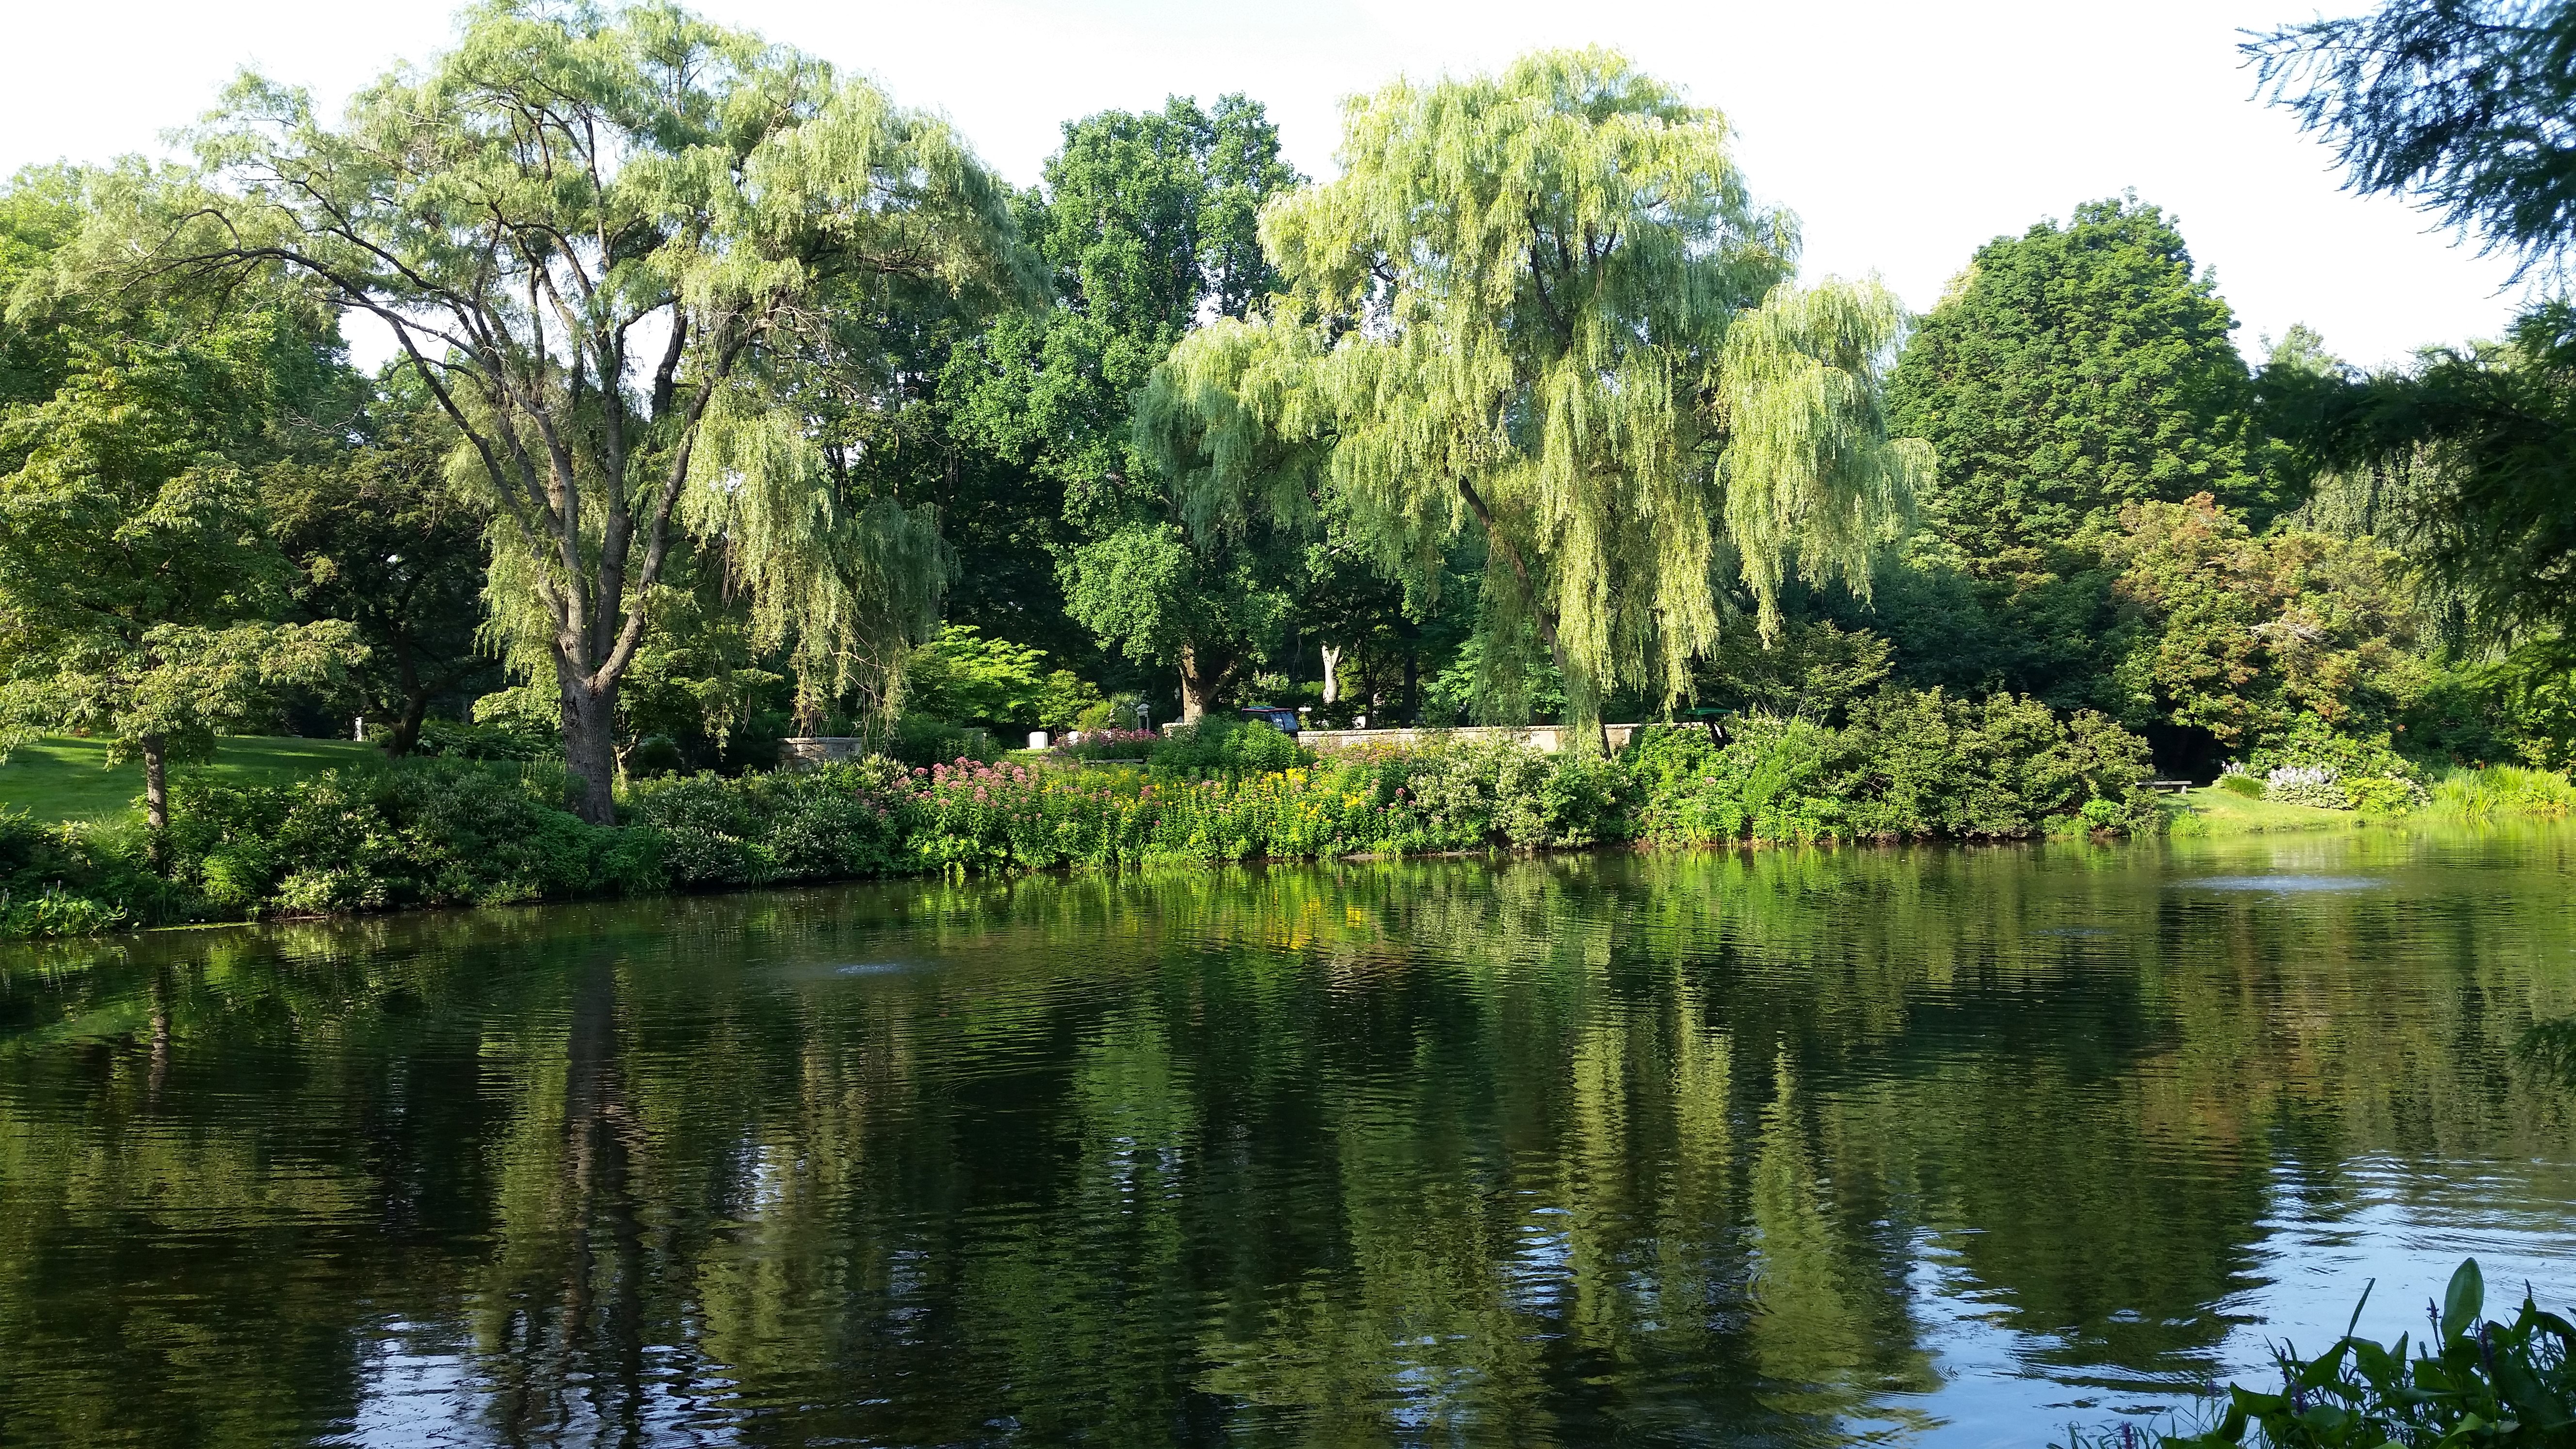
[1888,197,2274,569]
[2250,0,2576,281]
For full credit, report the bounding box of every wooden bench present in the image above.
[2147,779,2195,795]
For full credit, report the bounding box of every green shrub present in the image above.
[627,759,910,887]
[2343,773,2428,815]
[625,734,686,777]
[2252,714,2418,785]
[1629,716,1838,843]
[165,758,656,915]
[1146,718,1308,778]
[0,810,171,937]
[1830,690,2157,839]
[887,715,1000,768]
[0,701,2172,940]
[412,716,557,762]
[2218,771,2266,798]
[1629,691,2156,845]
[1377,736,1628,850]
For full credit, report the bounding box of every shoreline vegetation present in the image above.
[2,710,2567,943]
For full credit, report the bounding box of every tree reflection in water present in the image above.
[2,826,2574,1446]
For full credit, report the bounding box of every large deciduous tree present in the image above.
[1142,49,1927,728]
[1885,197,2275,572]
[120,0,1024,821]
[948,94,1304,720]
[0,320,363,838]
[263,367,495,756]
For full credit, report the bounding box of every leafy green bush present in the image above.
[1146,718,1308,778]
[1628,690,2157,845]
[2219,771,2267,799]
[1375,735,1630,850]
[1629,716,1838,843]
[886,715,1001,767]
[412,716,557,762]
[1831,689,2155,839]
[2253,715,2418,786]
[0,810,162,937]
[626,760,909,886]
[165,758,658,915]
[0,703,2170,939]
[2343,774,2429,815]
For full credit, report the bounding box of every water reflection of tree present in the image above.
[1,831,2573,1444]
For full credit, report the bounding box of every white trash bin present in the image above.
[1028,730,1049,750]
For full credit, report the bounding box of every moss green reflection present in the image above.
[1,827,2573,1445]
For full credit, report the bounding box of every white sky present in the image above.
[1,0,2528,370]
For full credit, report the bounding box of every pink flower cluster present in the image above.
[1058,728,1159,748]
[910,756,1038,805]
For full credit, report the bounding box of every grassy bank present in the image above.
[0,736,382,824]
[2163,785,2366,836]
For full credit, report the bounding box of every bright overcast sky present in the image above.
[1,0,2528,370]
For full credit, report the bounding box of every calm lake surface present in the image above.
[4,828,2576,1447]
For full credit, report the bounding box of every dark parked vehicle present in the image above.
[1239,706,1301,735]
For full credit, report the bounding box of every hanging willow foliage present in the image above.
[1140,48,1928,726]
[130,3,1024,819]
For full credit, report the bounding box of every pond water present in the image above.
[4,827,2576,1447]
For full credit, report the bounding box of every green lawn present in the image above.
[2164,784,2362,836]
[0,736,384,825]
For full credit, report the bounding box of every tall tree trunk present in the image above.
[1177,643,1233,724]
[385,637,427,757]
[561,677,621,825]
[1320,643,1346,706]
[141,733,169,849]
[390,689,430,758]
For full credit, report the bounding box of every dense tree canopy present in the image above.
[1887,197,2274,571]
[106,0,1025,819]
[950,95,1308,718]
[0,1,2564,828]
[2249,0,2576,764]
[0,290,362,834]
[2266,304,2576,644]
[262,369,494,756]
[1143,49,1928,728]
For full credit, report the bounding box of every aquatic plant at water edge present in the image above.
[2427,764,2576,820]
[2064,1259,2576,1448]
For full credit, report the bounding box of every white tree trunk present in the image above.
[1320,643,1346,705]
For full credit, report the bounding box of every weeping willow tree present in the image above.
[110,0,1024,820]
[1140,49,1927,727]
